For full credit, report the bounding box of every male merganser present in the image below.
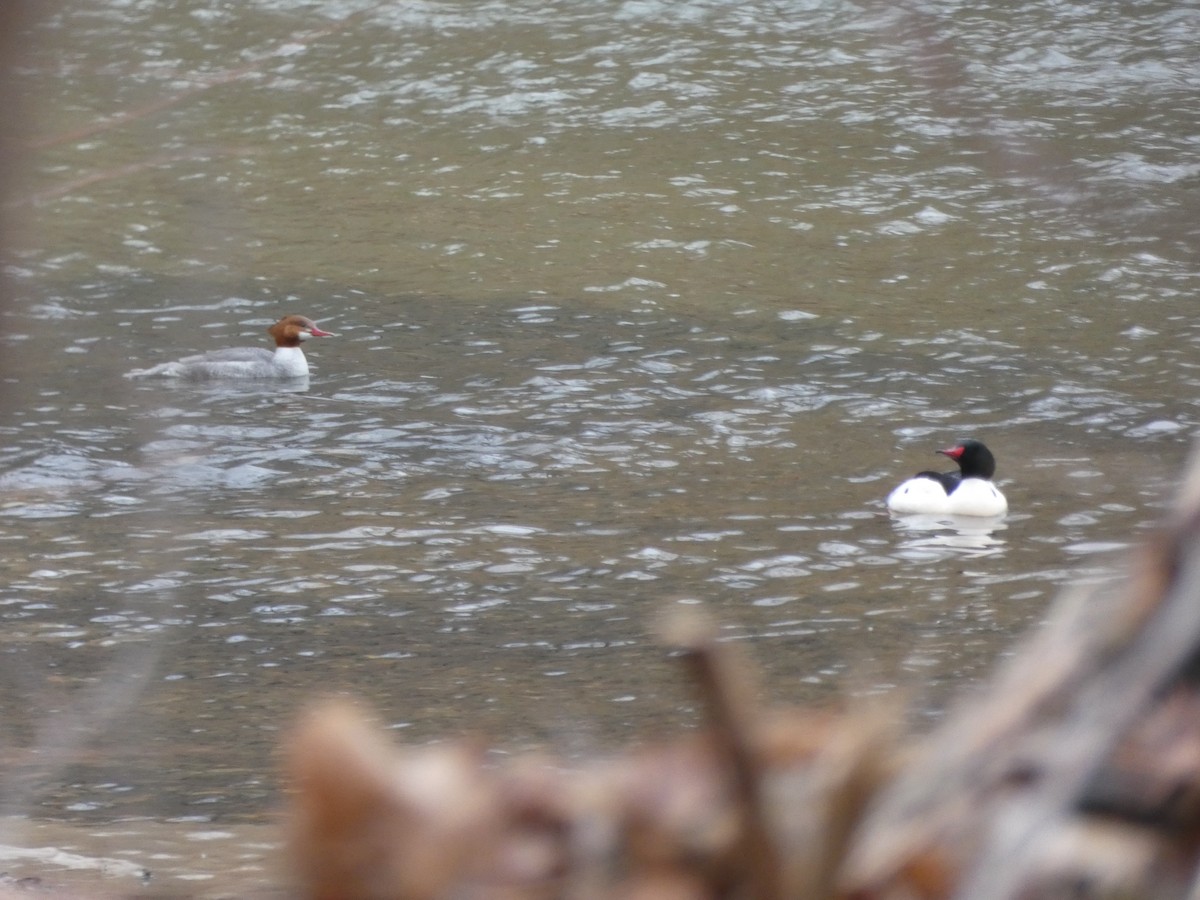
[886,439,1008,517]
[125,315,335,380]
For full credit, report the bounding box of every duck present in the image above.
[125,315,335,380]
[886,439,1008,517]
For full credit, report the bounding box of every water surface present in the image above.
[1,0,1197,893]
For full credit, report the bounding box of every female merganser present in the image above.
[125,315,335,380]
[886,439,1007,517]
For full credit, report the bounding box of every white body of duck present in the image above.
[126,315,334,380]
[886,439,1008,517]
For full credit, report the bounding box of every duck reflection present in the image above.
[889,512,1008,558]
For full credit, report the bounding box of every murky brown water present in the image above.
[1,0,1198,893]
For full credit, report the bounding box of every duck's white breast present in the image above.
[945,478,1008,517]
[272,346,310,377]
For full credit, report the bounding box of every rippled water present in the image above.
[2,0,1198,892]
